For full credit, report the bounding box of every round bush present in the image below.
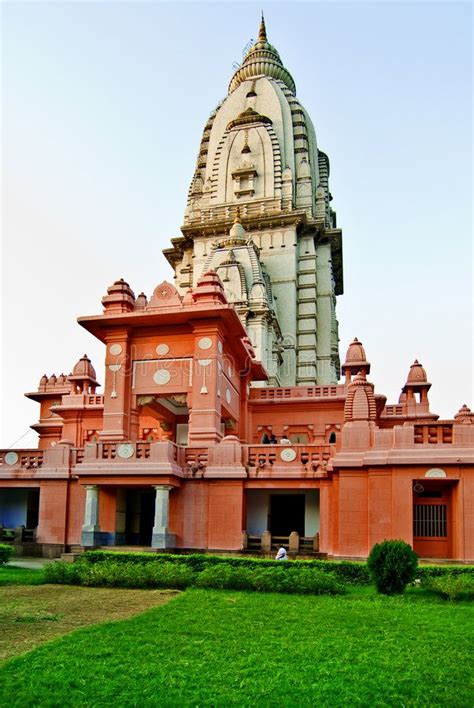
[367,540,418,595]
[0,544,14,565]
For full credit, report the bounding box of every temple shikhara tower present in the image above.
[1,18,473,561]
[164,17,342,386]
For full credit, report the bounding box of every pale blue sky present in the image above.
[1,1,472,447]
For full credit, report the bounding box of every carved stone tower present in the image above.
[164,17,343,385]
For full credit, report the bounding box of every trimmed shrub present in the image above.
[417,565,474,581]
[368,540,418,595]
[423,573,474,601]
[45,560,195,590]
[82,551,370,584]
[46,558,344,595]
[0,544,14,565]
[44,562,82,585]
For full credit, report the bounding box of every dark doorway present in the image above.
[26,489,39,528]
[125,489,155,546]
[270,495,305,536]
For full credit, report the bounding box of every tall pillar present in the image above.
[188,325,223,445]
[81,485,101,547]
[151,485,176,549]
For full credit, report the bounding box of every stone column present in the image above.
[151,485,176,549]
[81,485,101,547]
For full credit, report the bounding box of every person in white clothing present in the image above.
[275,546,288,561]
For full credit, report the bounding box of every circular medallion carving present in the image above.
[280,448,297,462]
[4,451,18,466]
[117,443,134,459]
[153,369,171,385]
[156,344,170,356]
[157,283,174,299]
[226,389,231,404]
[198,337,212,350]
[109,344,122,356]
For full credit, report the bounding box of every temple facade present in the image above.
[1,19,473,561]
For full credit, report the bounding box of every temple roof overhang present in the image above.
[78,303,268,382]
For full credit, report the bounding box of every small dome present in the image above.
[454,404,473,424]
[104,278,135,299]
[342,338,370,374]
[48,374,57,385]
[407,360,427,384]
[229,217,246,241]
[72,354,97,381]
[39,374,48,387]
[135,292,148,310]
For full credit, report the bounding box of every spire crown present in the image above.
[228,15,296,95]
[258,14,267,42]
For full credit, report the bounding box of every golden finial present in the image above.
[258,12,267,42]
[233,206,242,224]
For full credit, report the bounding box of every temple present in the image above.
[1,18,473,561]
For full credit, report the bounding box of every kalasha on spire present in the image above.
[228,15,296,94]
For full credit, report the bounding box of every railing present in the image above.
[179,447,209,476]
[245,444,334,474]
[250,385,345,401]
[71,448,85,465]
[93,442,152,460]
[383,405,404,416]
[86,395,104,406]
[414,424,453,445]
[242,532,320,554]
[0,449,44,469]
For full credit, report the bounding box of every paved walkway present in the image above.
[8,557,51,569]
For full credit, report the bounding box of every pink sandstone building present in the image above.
[1,19,473,561]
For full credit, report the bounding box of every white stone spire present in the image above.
[164,17,343,386]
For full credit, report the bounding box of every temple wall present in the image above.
[36,481,68,546]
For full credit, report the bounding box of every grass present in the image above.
[0,587,472,706]
[0,584,178,661]
[0,566,46,586]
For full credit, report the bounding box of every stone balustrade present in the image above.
[0,449,44,469]
[413,423,453,445]
[249,385,345,401]
[244,444,334,477]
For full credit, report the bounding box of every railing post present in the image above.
[241,531,248,550]
[313,532,319,552]
[261,530,271,552]
[289,531,299,554]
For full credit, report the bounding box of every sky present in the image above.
[1,0,472,448]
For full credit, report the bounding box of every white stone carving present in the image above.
[4,451,18,466]
[156,344,170,356]
[198,337,213,350]
[109,344,122,356]
[425,468,447,478]
[218,341,223,354]
[280,448,297,462]
[117,443,134,459]
[153,369,171,385]
[226,389,231,404]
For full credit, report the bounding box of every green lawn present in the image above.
[1,587,472,706]
[0,566,45,586]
